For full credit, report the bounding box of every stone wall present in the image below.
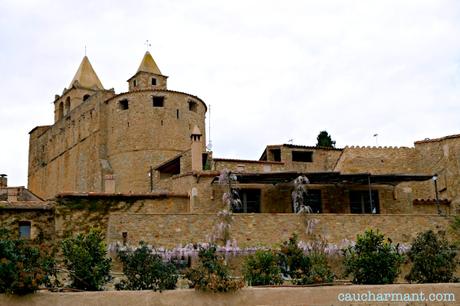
[334,146,419,174]
[279,146,343,172]
[415,136,460,213]
[107,213,455,248]
[0,207,55,240]
[2,284,459,306]
[213,159,285,173]
[105,90,206,193]
[54,195,188,242]
[28,90,114,199]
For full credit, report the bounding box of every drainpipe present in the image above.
[433,175,440,215]
[368,174,374,213]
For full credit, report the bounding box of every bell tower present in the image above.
[53,56,105,122]
[127,51,168,91]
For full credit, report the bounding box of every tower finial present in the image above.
[84,45,87,56]
[69,56,104,90]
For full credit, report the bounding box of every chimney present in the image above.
[0,174,7,188]
[7,188,18,202]
[104,174,116,193]
[190,126,203,172]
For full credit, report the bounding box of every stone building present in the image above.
[28,52,206,199]
[2,51,460,249]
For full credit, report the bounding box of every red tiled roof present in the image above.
[413,198,450,205]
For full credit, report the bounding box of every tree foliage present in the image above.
[316,131,336,148]
[343,229,404,284]
[0,229,56,295]
[116,243,178,291]
[406,230,457,283]
[61,228,112,291]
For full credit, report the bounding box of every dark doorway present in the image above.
[235,189,261,213]
[306,189,322,213]
[349,190,380,214]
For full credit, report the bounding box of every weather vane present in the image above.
[145,40,151,50]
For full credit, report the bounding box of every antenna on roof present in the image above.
[207,104,212,151]
[373,133,378,146]
[145,40,151,50]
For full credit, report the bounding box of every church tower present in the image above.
[53,56,105,122]
[127,51,168,91]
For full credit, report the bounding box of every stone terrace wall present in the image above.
[2,284,459,306]
[107,213,455,248]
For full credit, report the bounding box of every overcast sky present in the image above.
[1,0,459,186]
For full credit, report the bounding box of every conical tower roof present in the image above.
[69,56,104,90]
[137,51,162,75]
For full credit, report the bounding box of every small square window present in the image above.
[188,101,198,112]
[153,96,164,107]
[119,99,129,110]
[19,221,31,239]
[151,78,157,85]
[292,151,313,162]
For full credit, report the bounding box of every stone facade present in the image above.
[28,52,206,199]
[2,50,460,253]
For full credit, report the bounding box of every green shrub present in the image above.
[116,243,178,291]
[308,252,334,284]
[0,229,56,295]
[61,228,112,291]
[185,245,244,292]
[278,234,311,285]
[406,230,457,283]
[343,229,404,284]
[243,250,282,286]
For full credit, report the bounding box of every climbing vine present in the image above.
[209,170,241,244]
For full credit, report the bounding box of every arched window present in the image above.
[58,102,64,119]
[83,94,91,101]
[64,97,71,115]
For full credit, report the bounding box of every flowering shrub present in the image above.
[116,242,178,291]
[0,229,56,295]
[61,228,112,291]
[185,245,243,292]
[343,229,404,284]
[406,230,457,283]
[243,250,283,286]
